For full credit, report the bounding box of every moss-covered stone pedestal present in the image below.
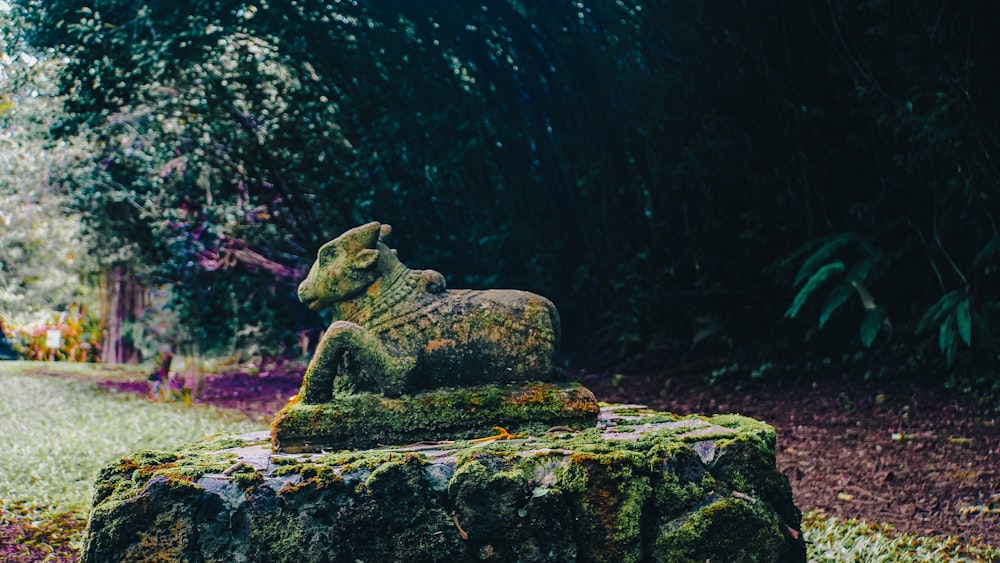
[271,382,601,452]
[81,405,806,563]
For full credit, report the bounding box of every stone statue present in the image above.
[296,221,561,401]
[81,225,804,563]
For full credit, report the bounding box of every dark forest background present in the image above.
[5,0,1000,399]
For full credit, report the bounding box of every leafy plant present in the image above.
[10,305,101,361]
[784,233,888,348]
[915,291,976,367]
[802,512,1000,562]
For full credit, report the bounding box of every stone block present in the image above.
[81,405,805,562]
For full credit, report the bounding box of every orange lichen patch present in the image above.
[126,519,190,562]
[470,426,526,443]
[117,458,140,473]
[366,279,382,296]
[507,385,549,405]
[137,463,177,477]
[588,481,623,542]
[565,392,603,415]
[424,338,456,352]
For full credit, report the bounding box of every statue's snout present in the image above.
[298,271,317,308]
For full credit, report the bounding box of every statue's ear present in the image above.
[379,224,392,240]
[357,221,381,249]
[316,240,336,263]
[352,248,379,270]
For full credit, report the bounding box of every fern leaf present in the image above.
[786,261,845,319]
[956,298,972,347]
[793,234,854,287]
[819,284,854,329]
[916,291,960,335]
[773,237,826,272]
[938,311,956,356]
[860,306,884,348]
[846,257,877,284]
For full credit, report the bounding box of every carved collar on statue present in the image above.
[335,262,424,326]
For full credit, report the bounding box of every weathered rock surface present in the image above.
[82,405,806,562]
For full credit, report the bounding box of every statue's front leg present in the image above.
[300,321,416,402]
[346,329,417,397]
[299,321,357,404]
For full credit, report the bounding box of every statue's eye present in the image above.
[318,246,336,261]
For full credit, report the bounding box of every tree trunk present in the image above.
[100,266,145,364]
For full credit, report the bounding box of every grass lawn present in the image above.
[0,361,265,557]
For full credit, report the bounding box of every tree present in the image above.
[9,0,1000,397]
[10,0,644,353]
[1,7,97,328]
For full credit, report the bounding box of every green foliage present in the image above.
[786,260,845,320]
[860,307,886,349]
[10,305,101,361]
[915,292,978,367]
[802,512,1000,562]
[1,17,98,326]
[783,234,888,348]
[4,0,1000,397]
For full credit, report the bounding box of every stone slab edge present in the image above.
[270,381,601,452]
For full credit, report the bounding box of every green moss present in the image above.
[613,413,681,425]
[271,461,347,494]
[448,450,579,559]
[655,496,786,562]
[555,450,652,562]
[89,434,265,521]
[248,512,306,563]
[648,441,714,517]
[269,455,299,466]
[272,461,315,479]
[230,470,264,490]
[710,414,777,450]
[709,432,776,493]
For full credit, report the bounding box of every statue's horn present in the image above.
[344,221,381,250]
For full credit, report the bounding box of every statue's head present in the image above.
[298,221,391,310]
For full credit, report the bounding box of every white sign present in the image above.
[46,329,63,350]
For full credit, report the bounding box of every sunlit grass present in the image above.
[802,511,999,562]
[0,359,151,379]
[0,362,265,524]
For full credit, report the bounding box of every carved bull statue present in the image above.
[296,221,561,401]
